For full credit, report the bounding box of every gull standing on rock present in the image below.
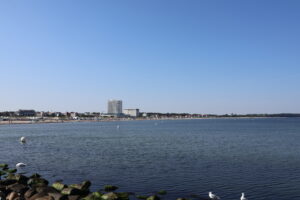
[241,193,247,200]
[16,163,26,168]
[209,192,220,200]
[20,136,26,143]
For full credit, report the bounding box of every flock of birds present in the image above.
[15,136,247,200]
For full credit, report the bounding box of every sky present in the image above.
[0,0,300,114]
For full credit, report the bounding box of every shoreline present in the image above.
[0,116,294,126]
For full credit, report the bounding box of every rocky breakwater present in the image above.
[0,164,179,200]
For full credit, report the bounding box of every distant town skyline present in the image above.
[1,1,300,114]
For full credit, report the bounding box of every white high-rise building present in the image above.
[107,100,122,115]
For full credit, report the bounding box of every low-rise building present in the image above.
[17,110,36,117]
[123,109,139,117]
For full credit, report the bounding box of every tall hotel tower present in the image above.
[107,100,123,115]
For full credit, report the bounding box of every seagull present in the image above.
[16,163,26,168]
[241,193,247,200]
[209,191,220,200]
[20,136,26,143]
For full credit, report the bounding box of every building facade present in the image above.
[107,100,122,115]
[123,109,139,117]
[17,110,36,117]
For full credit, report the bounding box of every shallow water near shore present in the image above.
[1,118,300,199]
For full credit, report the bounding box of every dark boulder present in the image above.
[24,188,37,199]
[104,185,118,192]
[27,178,49,187]
[101,192,119,200]
[61,188,82,196]
[146,195,160,200]
[48,192,68,200]
[51,182,67,192]
[7,183,28,194]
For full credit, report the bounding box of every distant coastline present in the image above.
[1,115,299,126]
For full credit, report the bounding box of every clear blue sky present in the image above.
[0,0,299,114]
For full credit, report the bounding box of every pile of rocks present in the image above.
[0,164,170,200]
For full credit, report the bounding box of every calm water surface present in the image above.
[1,118,300,200]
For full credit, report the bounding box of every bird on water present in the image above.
[209,191,220,200]
[241,193,247,200]
[16,163,26,168]
[20,136,26,143]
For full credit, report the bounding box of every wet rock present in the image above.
[51,182,66,192]
[4,169,17,174]
[24,189,37,199]
[67,195,81,200]
[0,164,8,170]
[29,174,41,179]
[146,195,160,200]
[157,190,167,195]
[28,191,48,200]
[15,175,29,185]
[101,192,119,200]
[61,188,81,196]
[104,185,118,192]
[136,195,147,199]
[35,196,54,200]
[69,180,91,191]
[6,191,18,200]
[35,186,59,194]
[0,191,6,200]
[116,192,129,200]
[27,178,49,187]
[82,193,102,200]
[48,192,68,200]
[0,179,17,186]
[6,183,28,194]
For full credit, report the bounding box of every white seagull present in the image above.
[20,136,26,143]
[16,163,26,168]
[209,191,220,200]
[241,193,247,200]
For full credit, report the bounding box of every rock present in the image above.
[0,164,8,170]
[27,178,49,187]
[0,171,6,176]
[82,193,102,200]
[6,191,18,200]
[35,196,55,200]
[48,192,68,200]
[146,195,160,200]
[24,189,37,199]
[157,190,167,195]
[136,195,147,199]
[116,192,130,200]
[104,185,118,192]
[4,169,17,174]
[61,188,81,196]
[0,191,6,200]
[69,180,91,191]
[29,174,41,179]
[29,191,48,200]
[51,182,66,192]
[35,186,59,194]
[176,198,188,200]
[15,174,29,185]
[0,179,17,186]
[5,174,16,180]
[6,183,28,194]
[101,192,119,200]
[67,195,81,200]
